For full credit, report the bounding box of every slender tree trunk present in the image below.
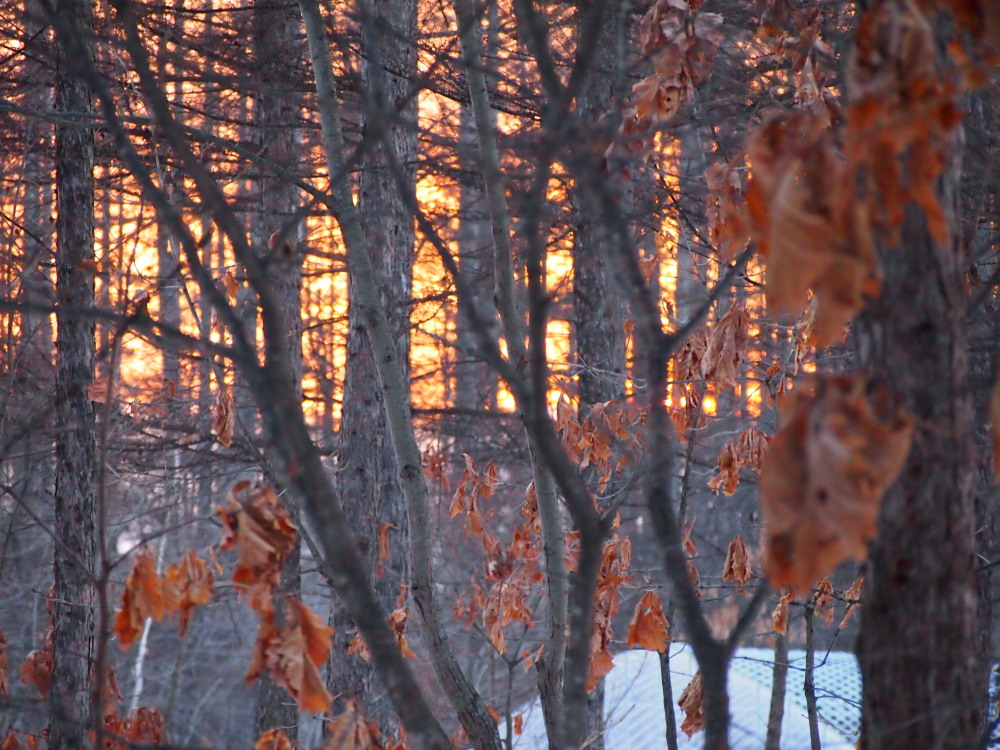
[251,0,305,738]
[454,103,497,419]
[764,631,788,750]
[329,0,416,731]
[49,0,97,746]
[572,5,628,746]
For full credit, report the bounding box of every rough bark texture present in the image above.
[572,2,627,412]
[50,0,98,746]
[329,0,415,730]
[572,6,627,746]
[454,103,498,417]
[252,0,304,738]
[854,205,985,748]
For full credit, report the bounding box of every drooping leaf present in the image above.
[255,728,293,750]
[114,546,166,647]
[772,592,793,635]
[813,577,835,626]
[625,591,670,652]
[161,550,214,636]
[212,387,235,447]
[759,375,913,591]
[722,535,752,589]
[839,575,865,630]
[702,302,750,391]
[678,670,705,737]
[265,597,334,713]
[18,629,52,699]
[708,440,740,496]
[216,480,298,615]
[322,701,385,750]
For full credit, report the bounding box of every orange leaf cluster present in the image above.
[483,568,535,655]
[589,536,633,689]
[678,670,704,737]
[555,398,644,487]
[104,706,167,749]
[247,598,334,714]
[212,386,235,447]
[255,729,293,750]
[813,578,835,626]
[217,479,297,615]
[449,454,500,547]
[845,1,964,249]
[113,547,214,647]
[606,0,722,174]
[682,522,701,598]
[671,330,709,434]
[708,427,770,496]
[322,701,386,750]
[759,375,913,591]
[634,0,723,122]
[705,159,748,257]
[702,302,750,392]
[839,575,865,630]
[18,633,51,698]
[625,591,670,653]
[746,110,879,347]
[722,535,752,590]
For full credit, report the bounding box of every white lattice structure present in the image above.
[504,646,859,749]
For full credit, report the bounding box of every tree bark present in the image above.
[251,0,305,739]
[854,186,985,749]
[50,0,98,746]
[328,0,415,732]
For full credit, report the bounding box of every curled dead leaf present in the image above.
[212,387,235,447]
[772,592,794,636]
[678,670,705,737]
[722,535,752,589]
[759,375,913,591]
[625,591,670,652]
[114,546,166,648]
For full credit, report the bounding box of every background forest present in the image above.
[1,0,999,748]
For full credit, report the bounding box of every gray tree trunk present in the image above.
[329,0,416,731]
[251,0,305,738]
[50,0,98,746]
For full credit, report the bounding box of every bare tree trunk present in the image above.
[854,162,985,749]
[454,102,497,419]
[764,631,788,750]
[327,0,416,733]
[49,0,97,746]
[252,0,305,739]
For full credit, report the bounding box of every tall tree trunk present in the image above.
[854,163,985,749]
[329,0,416,731]
[454,103,497,420]
[50,0,98,746]
[251,0,305,739]
[572,5,628,746]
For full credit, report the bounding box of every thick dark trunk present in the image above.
[50,1,98,747]
[854,203,985,748]
[329,0,415,732]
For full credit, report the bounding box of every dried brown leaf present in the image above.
[625,591,670,652]
[678,670,705,737]
[759,375,913,591]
